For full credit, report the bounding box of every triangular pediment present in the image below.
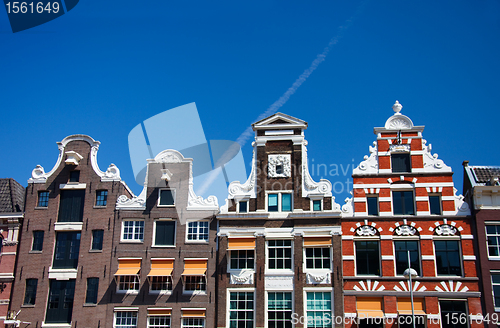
[252,113,307,130]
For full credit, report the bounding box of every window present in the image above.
[184,276,206,292]
[122,220,144,242]
[492,273,500,310]
[46,279,75,324]
[69,171,80,182]
[230,250,255,270]
[268,193,292,212]
[158,189,175,206]
[305,248,331,270]
[182,318,204,328]
[85,278,99,304]
[429,195,441,215]
[187,221,209,242]
[32,230,44,251]
[149,316,171,328]
[435,240,462,276]
[115,311,138,328]
[268,240,292,270]
[238,201,248,213]
[355,240,380,275]
[394,240,420,275]
[268,292,292,328]
[37,191,49,207]
[53,232,81,269]
[486,225,500,258]
[91,230,104,251]
[367,196,378,216]
[229,292,254,328]
[151,276,172,292]
[23,279,37,305]
[96,190,108,206]
[118,275,140,292]
[391,153,411,173]
[58,190,85,222]
[154,220,175,246]
[312,199,322,211]
[439,300,467,328]
[392,191,415,215]
[306,292,332,328]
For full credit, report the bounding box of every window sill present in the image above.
[41,323,72,328]
[151,245,176,248]
[149,290,172,295]
[93,206,107,209]
[183,291,207,295]
[29,250,42,254]
[120,240,144,244]
[185,240,209,244]
[83,303,97,307]
[21,304,35,308]
[265,270,294,276]
[34,207,48,210]
[157,205,175,208]
[116,290,139,295]
[89,249,103,253]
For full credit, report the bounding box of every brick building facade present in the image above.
[0,179,24,325]
[217,113,343,328]
[8,135,132,327]
[111,149,218,327]
[463,163,500,328]
[341,102,482,328]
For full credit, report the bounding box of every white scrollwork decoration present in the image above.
[434,224,458,236]
[356,225,378,236]
[394,225,417,236]
[268,154,291,178]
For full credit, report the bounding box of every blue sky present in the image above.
[1,0,499,205]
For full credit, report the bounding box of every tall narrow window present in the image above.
[429,195,441,215]
[355,240,380,275]
[158,189,175,206]
[439,301,467,328]
[281,194,291,212]
[85,278,99,304]
[229,292,254,328]
[268,194,278,212]
[268,292,292,328]
[268,240,292,270]
[392,191,415,215]
[394,240,420,275]
[58,190,85,222]
[366,196,379,216]
[391,153,411,173]
[37,191,49,207]
[306,292,332,328]
[154,220,175,246]
[492,273,500,311]
[23,279,38,305]
[53,232,81,269]
[32,230,44,251]
[46,279,75,324]
[91,230,104,251]
[95,190,108,206]
[487,225,500,258]
[435,240,462,276]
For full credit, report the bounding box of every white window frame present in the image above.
[181,317,205,328]
[237,199,249,213]
[182,275,207,295]
[491,271,500,312]
[149,275,173,295]
[227,249,255,272]
[185,220,209,243]
[227,288,255,328]
[121,220,145,243]
[428,193,442,215]
[310,198,323,212]
[354,237,381,277]
[116,275,140,294]
[265,290,294,328]
[391,189,416,216]
[366,195,379,216]
[392,236,421,277]
[303,287,333,328]
[266,239,294,274]
[303,246,332,271]
[486,223,500,260]
[152,219,176,248]
[433,237,463,277]
[114,309,139,328]
[265,191,293,213]
[158,188,176,207]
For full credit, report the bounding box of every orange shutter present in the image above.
[303,237,332,246]
[115,259,141,276]
[148,308,172,316]
[397,298,426,315]
[182,309,206,317]
[148,259,174,277]
[228,238,256,250]
[182,259,207,276]
[357,298,384,318]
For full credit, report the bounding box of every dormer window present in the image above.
[391,153,411,173]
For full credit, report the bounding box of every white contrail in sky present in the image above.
[196,2,367,197]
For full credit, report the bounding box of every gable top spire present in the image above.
[252,112,308,131]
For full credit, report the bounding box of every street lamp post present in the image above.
[403,250,418,328]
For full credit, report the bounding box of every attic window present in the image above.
[276,165,283,175]
[69,171,80,183]
[391,153,411,173]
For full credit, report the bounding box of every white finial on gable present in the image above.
[392,100,402,114]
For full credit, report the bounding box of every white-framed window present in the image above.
[392,190,415,215]
[121,220,144,242]
[114,311,138,328]
[267,192,293,212]
[311,199,322,212]
[304,289,332,328]
[492,272,500,311]
[486,224,500,258]
[355,239,381,276]
[237,200,249,213]
[150,276,172,293]
[305,247,331,270]
[366,196,379,216]
[184,276,206,293]
[153,219,176,247]
[267,291,293,327]
[117,275,140,293]
[267,240,293,270]
[186,221,209,242]
[228,290,254,328]
[148,315,171,328]
[434,238,462,276]
[182,318,205,328]
[158,189,175,206]
[229,249,255,270]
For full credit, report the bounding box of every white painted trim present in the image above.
[421,255,435,260]
[265,130,294,136]
[420,235,433,240]
[381,255,394,260]
[59,183,87,190]
[48,268,78,280]
[380,235,393,240]
[343,255,355,260]
[463,255,476,261]
[54,222,83,231]
[342,235,354,240]
[461,235,473,239]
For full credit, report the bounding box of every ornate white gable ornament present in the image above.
[393,225,418,236]
[384,101,414,130]
[268,154,291,178]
